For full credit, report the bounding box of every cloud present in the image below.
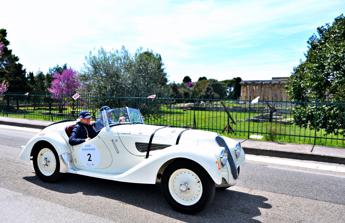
[0,0,344,82]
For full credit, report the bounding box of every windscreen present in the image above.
[99,107,144,125]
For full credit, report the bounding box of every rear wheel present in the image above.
[161,160,215,214]
[33,145,63,182]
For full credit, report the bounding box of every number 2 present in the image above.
[87,153,92,162]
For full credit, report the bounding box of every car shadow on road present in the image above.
[24,174,271,223]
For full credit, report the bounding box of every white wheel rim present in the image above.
[37,148,57,176]
[168,168,203,206]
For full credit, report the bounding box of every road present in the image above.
[0,125,345,223]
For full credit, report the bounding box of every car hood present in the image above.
[111,124,235,150]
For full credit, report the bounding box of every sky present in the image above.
[0,0,344,83]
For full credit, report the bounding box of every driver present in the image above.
[69,111,98,146]
[93,105,112,131]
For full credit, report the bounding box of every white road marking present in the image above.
[246,154,345,173]
[0,125,41,133]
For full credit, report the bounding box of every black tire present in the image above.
[216,185,231,191]
[161,160,215,214]
[32,144,63,182]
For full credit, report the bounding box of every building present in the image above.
[240,77,289,101]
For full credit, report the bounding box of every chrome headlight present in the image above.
[219,149,228,167]
[234,142,242,159]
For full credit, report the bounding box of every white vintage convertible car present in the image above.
[20,107,245,213]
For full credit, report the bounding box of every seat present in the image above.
[65,124,76,137]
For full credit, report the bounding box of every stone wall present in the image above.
[240,78,289,101]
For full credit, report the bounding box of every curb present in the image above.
[243,147,345,165]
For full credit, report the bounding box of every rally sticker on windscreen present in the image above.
[79,144,100,168]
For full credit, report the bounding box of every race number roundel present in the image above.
[79,144,100,168]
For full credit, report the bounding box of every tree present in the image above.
[198,76,207,81]
[182,76,192,83]
[81,47,131,105]
[45,72,52,93]
[0,42,4,57]
[0,80,8,95]
[231,77,242,99]
[49,64,68,76]
[170,83,182,98]
[0,29,28,93]
[192,79,209,98]
[170,83,192,99]
[190,79,227,99]
[208,79,227,99]
[27,71,47,109]
[49,68,80,113]
[49,68,80,99]
[287,14,345,135]
[81,47,169,112]
[222,77,242,99]
[27,72,35,92]
[34,72,49,94]
[27,70,51,94]
[130,50,168,97]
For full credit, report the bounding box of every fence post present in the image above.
[1,95,3,116]
[312,100,318,150]
[23,95,26,119]
[49,97,53,121]
[247,98,251,139]
[6,95,8,117]
[193,100,196,129]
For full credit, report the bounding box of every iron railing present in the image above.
[1,93,344,147]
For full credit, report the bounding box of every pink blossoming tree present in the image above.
[0,81,8,95]
[48,68,80,113]
[0,42,4,57]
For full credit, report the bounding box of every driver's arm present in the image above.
[92,119,104,132]
[87,125,99,138]
[69,125,86,146]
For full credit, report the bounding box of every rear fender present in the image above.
[19,133,70,172]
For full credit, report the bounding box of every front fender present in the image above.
[113,145,222,185]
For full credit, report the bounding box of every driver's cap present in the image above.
[79,111,92,119]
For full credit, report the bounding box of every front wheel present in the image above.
[161,161,215,214]
[33,145,63,182]
[216,185,231,191]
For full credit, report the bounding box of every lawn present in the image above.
[145,106,345,148]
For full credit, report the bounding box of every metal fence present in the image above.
[1,93,344,147]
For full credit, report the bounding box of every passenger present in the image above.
[69,111,98,146]
[118,115,126,123]
[93,105,112,131]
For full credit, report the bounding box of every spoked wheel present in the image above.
[161,161,215,214]
[33,145,63,182]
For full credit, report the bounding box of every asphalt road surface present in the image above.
[0,125,345,223]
